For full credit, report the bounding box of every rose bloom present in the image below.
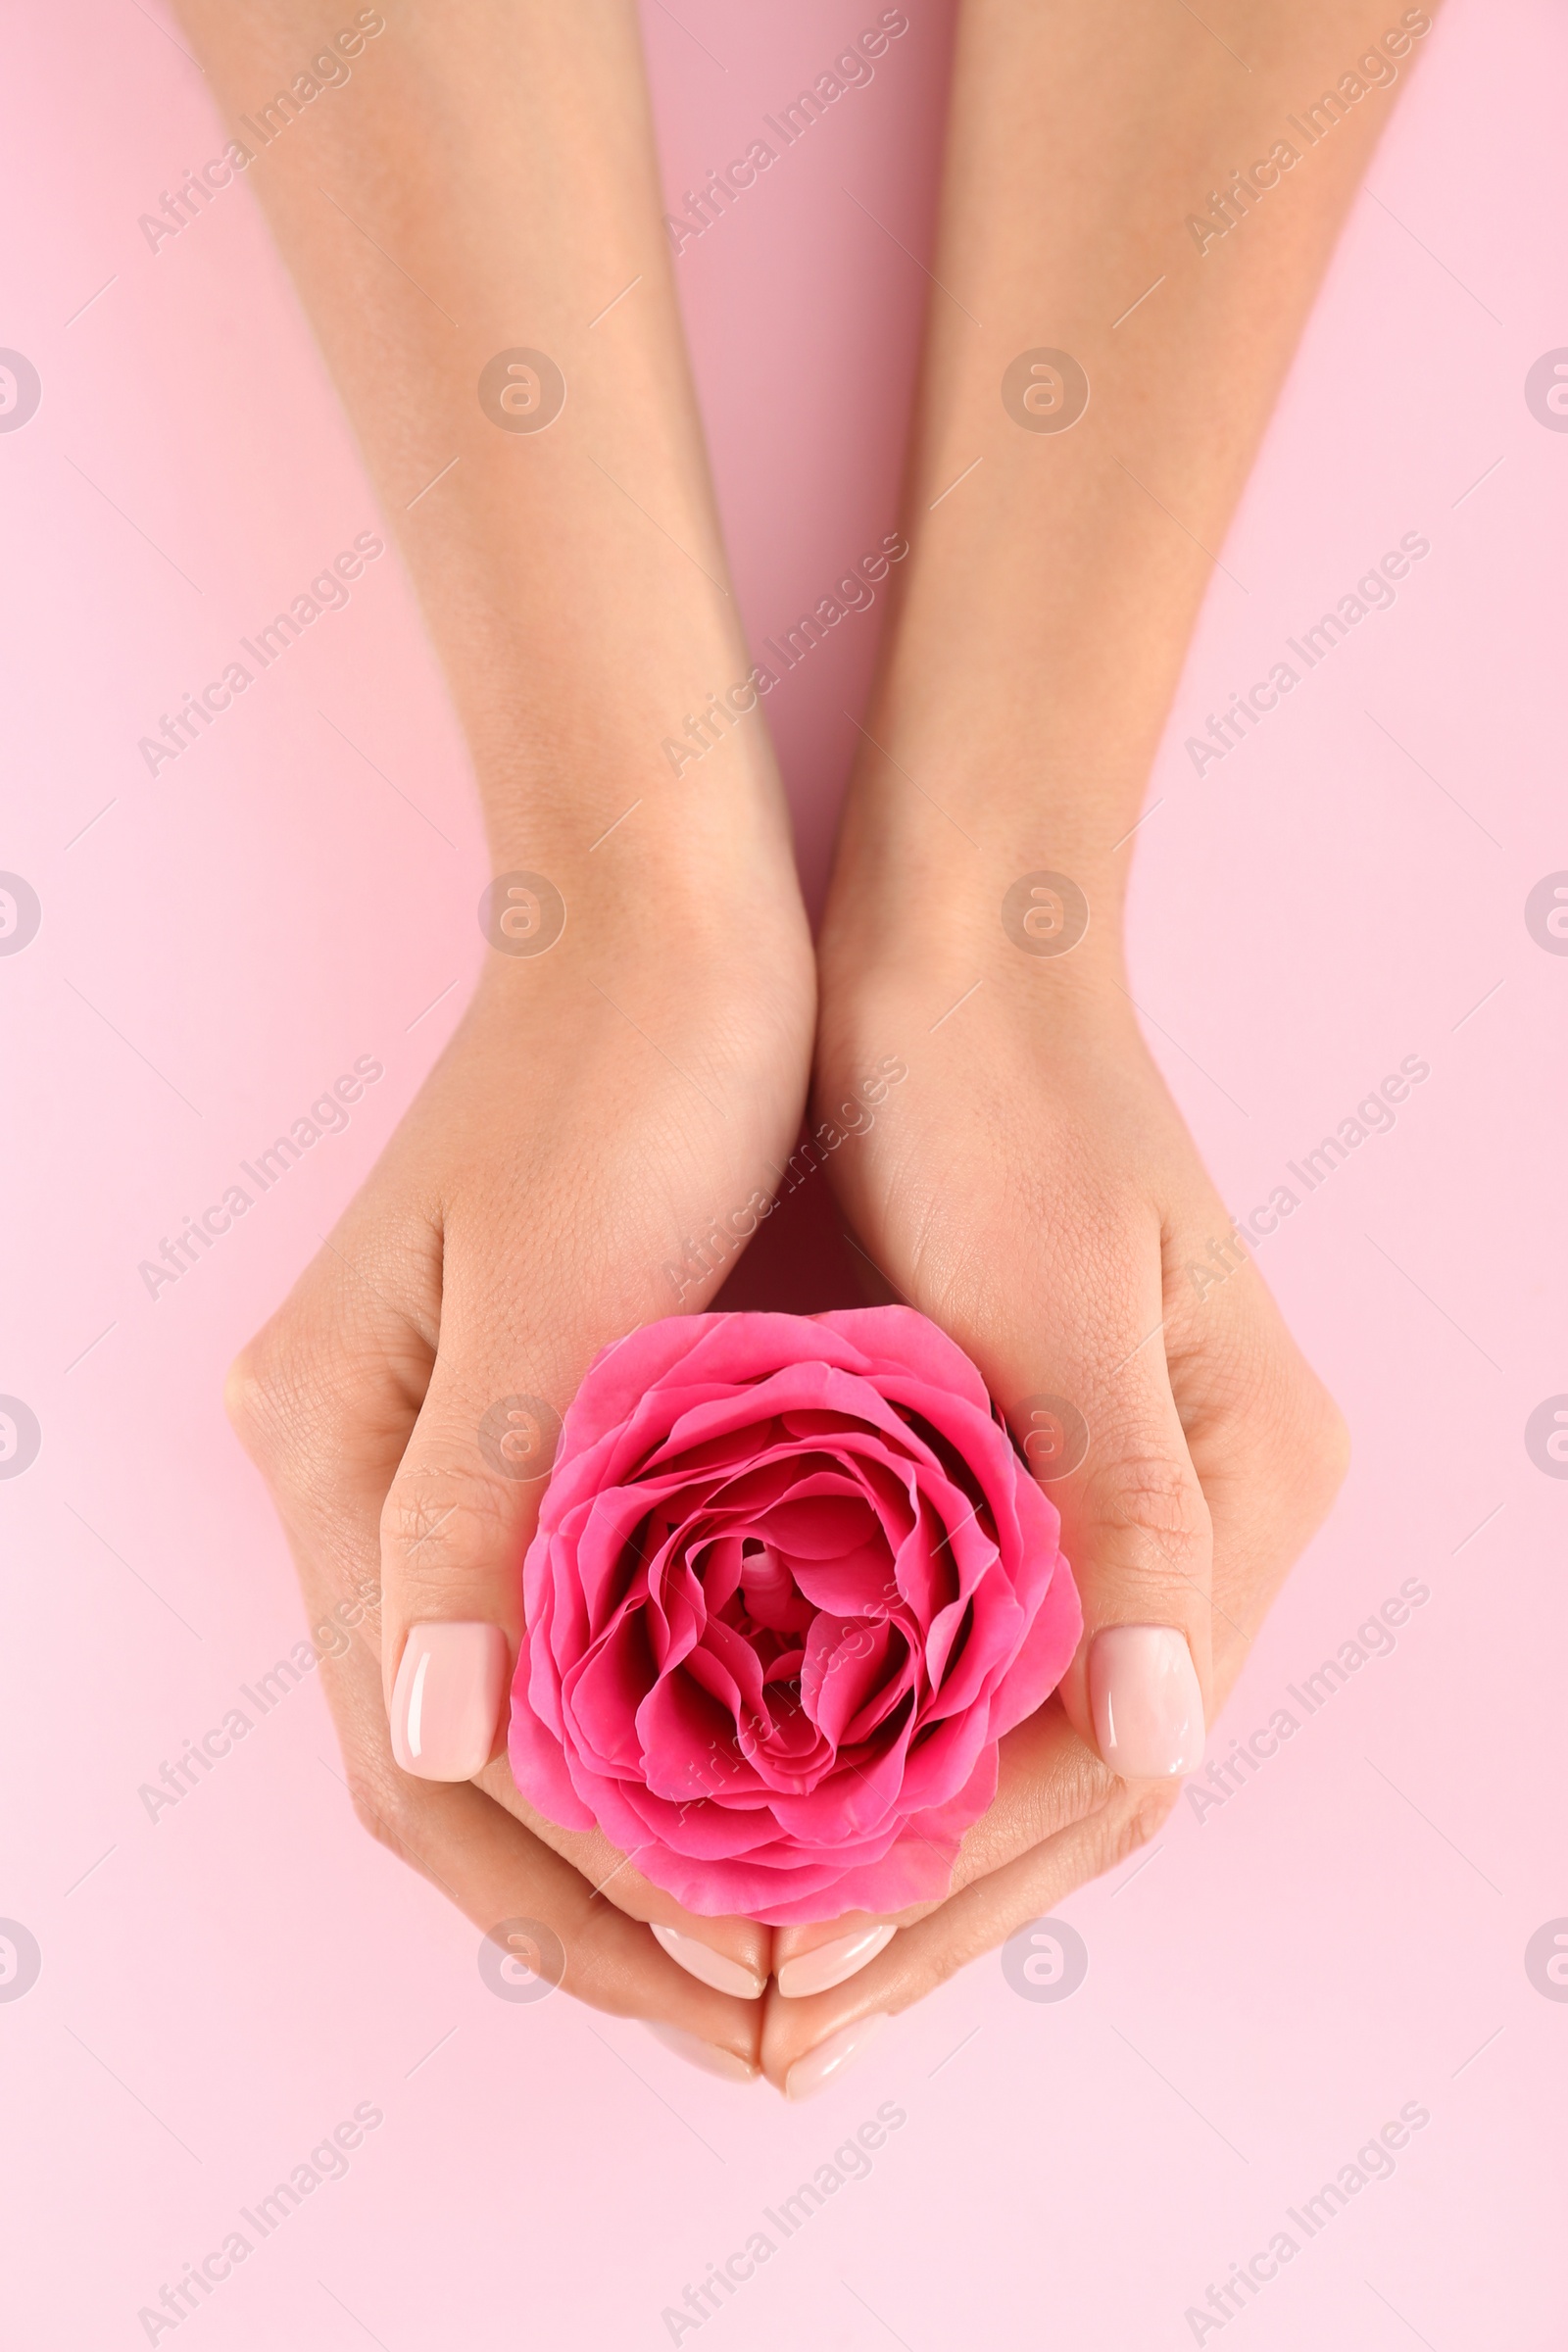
[508,1308,1080,1924]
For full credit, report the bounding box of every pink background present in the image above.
[3,1,1566,2344]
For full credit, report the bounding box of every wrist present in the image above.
[470,760,814,1017]
[469,672,796,892]
[824,731,1140,1002]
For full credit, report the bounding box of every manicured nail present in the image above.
[1088,1623,1204,1779]
[776,1925,897,1999]
[650,1924,765,2001]
[785,2013,890,2102]
[644,2024,759,2082]
[389,1622,509,1781]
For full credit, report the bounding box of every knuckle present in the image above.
[1123,1781,1182,1851]
[223,1334,292,1461]
[379,1463,517,1600]
[1013,1735,1116,1856]
[1167,1267,1350,1526]
[224,1313,349,1484]
[1082,1446,1211,1586]
[343,1746,419,1855]
[903,1921,983,2006]
[1084,1784,1180,1888]
[1248,1356,1352,1535]
[1297,1378,1351,1510]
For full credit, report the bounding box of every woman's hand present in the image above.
[226,844,814,2077]
[754,820,1348,2089]
[738,0,1409,2084]
[172,0,828,2074]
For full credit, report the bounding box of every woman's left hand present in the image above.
[755,827,1348,2090]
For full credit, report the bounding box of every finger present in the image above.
[318,1553,765,2063]
[769,1697,1116,1992]
[760,1776,1177,2096]
[230,1234,763,2073]
[475,1759,772,1999]
[972,1193,1214,1784]
[375,1235,559,1777]
[835,1130,1215,1785]
[1161,1222,1350,1701]
[331,1610,763,2060]
[225,1202,438,1602]
[378,1233,774,1994]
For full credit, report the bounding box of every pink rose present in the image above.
[508,1307,1080,1924]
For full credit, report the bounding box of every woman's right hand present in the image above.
[226,832,815,2080]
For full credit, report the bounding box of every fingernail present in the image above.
[389,1622,509,1781]
[644,2023,759,2082]
[785,2013,890,2102]
[776,1925,897,1999]
[650,1924,765,2001]
[1088,1623,1205,1778]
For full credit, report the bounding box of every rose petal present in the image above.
[507,1307,1079,1921]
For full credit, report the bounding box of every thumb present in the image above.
[381,1252,779,1998]
[992,1212,1213,1785]
[380,1265,564,1784]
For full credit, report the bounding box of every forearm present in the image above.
[852,0,1437,931]
[173,0,776,876]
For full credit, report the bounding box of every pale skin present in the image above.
[180,0,1430,2090]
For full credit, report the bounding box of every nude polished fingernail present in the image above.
[776,1925,897,1999]
[785,2013,890,2102]
[644,2024,760,2082]
[1088,1623,1205,1778]
[389,1622,509,1781]
[650,1924,765,2001]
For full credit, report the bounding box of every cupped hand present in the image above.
[226,836,814,2079]
[756,821,1348,2091]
